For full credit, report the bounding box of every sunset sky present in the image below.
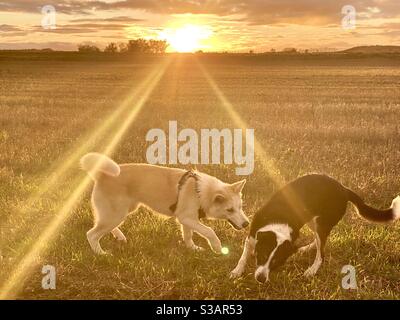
[0,0,399,52]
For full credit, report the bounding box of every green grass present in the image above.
[0,54,399,299]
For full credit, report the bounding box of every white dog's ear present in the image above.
[213,194,226,203]
[231,179,246,193]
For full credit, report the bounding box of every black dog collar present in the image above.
[169,170,206,219]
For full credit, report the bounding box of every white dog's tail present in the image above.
[80,153,120,181]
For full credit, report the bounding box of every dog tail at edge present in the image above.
[346,188,400,223]
[80,153,120,181]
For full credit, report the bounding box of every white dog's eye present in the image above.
[227,208,234,213]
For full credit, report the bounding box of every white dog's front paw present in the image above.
[116,236,127,243]
[187,243,205,252]
[112,229,127,242]
[194,245,205,252]
[210,241,222,254]
[185,239,205,251]
[230,267,244,279]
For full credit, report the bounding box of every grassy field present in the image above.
[0,53,400,299]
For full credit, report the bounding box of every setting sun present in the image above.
[159,25,213,53]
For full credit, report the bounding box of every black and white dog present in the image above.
[230,174,400,283]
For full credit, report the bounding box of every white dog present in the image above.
[80,153,249,255]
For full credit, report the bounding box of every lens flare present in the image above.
[0,63,167,255]
[221,247,230,255]
[0,59,171,300]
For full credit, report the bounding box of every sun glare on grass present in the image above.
[159,25,213,52]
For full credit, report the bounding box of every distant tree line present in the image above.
[78,38,169,54]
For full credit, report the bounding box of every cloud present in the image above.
[30,23,130,34]
[69,16,145,23]
[0,22,130,37]
[0,41,77,51]
[0,0,104,14]
[0,24,28,37]
[379,22,400,29]
[2,0,400,26]
[1,0,399,51]
[0,24,22,32]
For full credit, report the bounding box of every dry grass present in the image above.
[0,53,399,299]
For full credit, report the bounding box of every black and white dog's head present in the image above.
[254,224,297,283]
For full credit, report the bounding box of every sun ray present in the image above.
[198,62,285,187]
[0,59,171,300]
[198,61,308,220]
[0,60,170,256]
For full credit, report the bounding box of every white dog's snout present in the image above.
[228,211,250,230]
[239,212,250,228]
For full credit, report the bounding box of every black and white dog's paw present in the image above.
[303,264,320,277]
[230,267,244,279]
